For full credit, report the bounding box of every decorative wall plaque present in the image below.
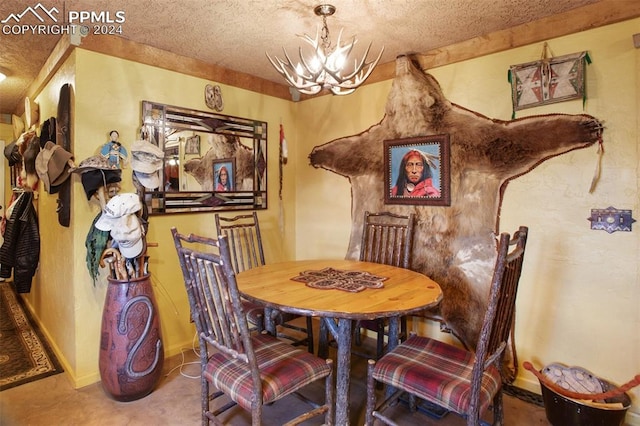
[204,84,224,111]
[588,206,635,233]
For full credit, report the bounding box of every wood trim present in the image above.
[17,36,74,116]
[78,34,292,100]
[353,0,640,87]
[25,0,640,105]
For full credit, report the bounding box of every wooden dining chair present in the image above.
[214,212,315,353]
[365,226,528,426]
[355,211,415,360]
[171,228,334,426]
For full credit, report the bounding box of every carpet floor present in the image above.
[0,318,555,425]
[0,282,63,391]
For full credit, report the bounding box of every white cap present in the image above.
[134,170,161,190]
[95,193,142,231]
[130,140,164,174]
[110,214,144,259]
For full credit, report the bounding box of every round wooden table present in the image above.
[236,259,442,425]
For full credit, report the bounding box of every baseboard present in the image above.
[20,298,198,389]
[512,375,542,395]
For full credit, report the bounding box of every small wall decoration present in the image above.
[184,135,200,155]
[205,84,224,112]
[100,130,128,169]
[588,206,636,233]
[508,43,590,116]
[212,158,235,192]
[384,135,450,206]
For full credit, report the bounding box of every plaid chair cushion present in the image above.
[204,333,330,411]
[372,334,502,415]
[241,299,264,326]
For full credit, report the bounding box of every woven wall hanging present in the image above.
[508,43,591,118]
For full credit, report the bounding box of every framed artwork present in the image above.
[384,135,451,206]
[509,50,589,114]
[185,135,200,155]
[212,158,235,192]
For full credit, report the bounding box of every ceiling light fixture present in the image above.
[0,71,6,83]
[267,4,383,96]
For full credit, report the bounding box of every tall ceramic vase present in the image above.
[99,274,164,401]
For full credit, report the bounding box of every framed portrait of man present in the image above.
[212,158,235,192]
[384,135,451,206]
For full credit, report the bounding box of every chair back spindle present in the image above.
[360,211,414,268]
[471,226,528,402]
[172,229,252,361]
[354,211,415,360]
[215,212,265,273]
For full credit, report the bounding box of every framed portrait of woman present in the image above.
[212,158,235,192]
[384,135,451,206]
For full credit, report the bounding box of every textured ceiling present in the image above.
[0,0,603,116]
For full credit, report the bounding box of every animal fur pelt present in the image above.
[183,133,254,191]
[309,55,603,349]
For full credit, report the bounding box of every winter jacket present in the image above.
[0,192,40,293]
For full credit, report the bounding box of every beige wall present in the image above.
[295,18,640,422]
[23,49,297,387]
[25,51,78,379]
[15,17,639,423]
[1,122,13,221]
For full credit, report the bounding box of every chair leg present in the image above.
[255,312,264,333]
[400,316,408,341]
[306,316,314,354]
[199,341,210,426]
[325,359,335,426]
[201,376,209,425]
[492,390,504,426]
[318,320,329,359]
[355,320,363,346]
[365,359,377,426]
[376,320,385,360]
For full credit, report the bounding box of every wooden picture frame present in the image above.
[185,135,200,155]
[212,158,235,192]
[384,135,451,206]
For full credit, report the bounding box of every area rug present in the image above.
[0,282,63,391]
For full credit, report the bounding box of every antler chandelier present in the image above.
[267,4,384,96]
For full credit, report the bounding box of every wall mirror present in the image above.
[140,101,267,214]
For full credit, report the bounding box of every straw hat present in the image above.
[12,114,24,139]
[24,97,39,129]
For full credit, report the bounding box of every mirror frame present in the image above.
[140,100,267,214]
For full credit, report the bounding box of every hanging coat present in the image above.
[0,192,40,293]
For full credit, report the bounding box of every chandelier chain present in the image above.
[320,15,331,54]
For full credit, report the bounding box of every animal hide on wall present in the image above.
[309,55,603,349]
